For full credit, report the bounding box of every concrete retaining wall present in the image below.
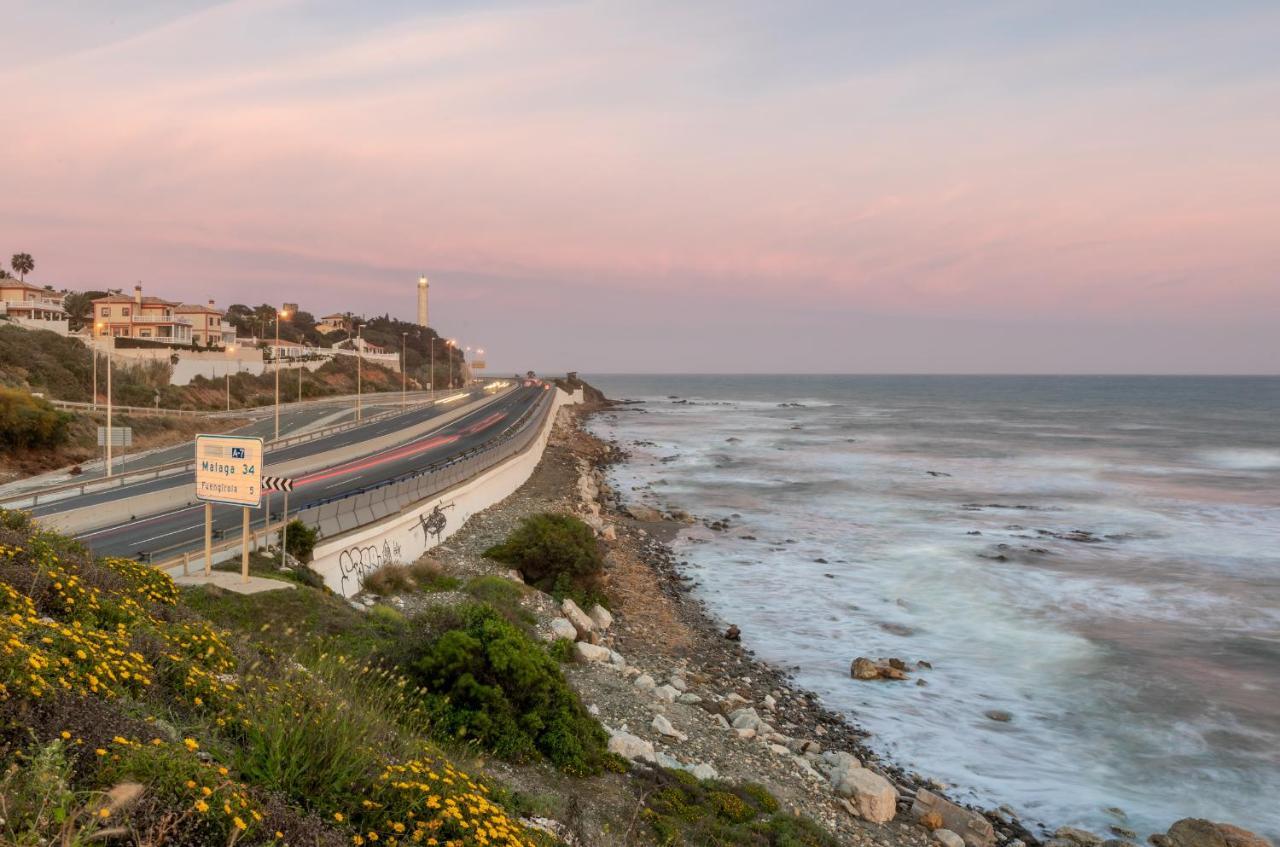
[310,387,582,597]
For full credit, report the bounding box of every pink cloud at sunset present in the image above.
[2,1,1277,372]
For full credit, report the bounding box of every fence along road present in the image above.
[77,383,553,562]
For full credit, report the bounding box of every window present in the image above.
[100,307,109,316]
[122,307,131,316]
[140,329,151,338]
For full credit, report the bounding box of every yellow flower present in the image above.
[233,816,247,831]
[60,730,71,739]
[94,748,107,756]
[334,812,345,822]
[98,807,111,818]
[183,737,199,751]
[195,800,209,813]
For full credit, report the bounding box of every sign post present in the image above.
[262,476,295,566]
[195,435,264,584]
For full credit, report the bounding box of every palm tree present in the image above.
[10,253,34,281]
[0,269,9,279]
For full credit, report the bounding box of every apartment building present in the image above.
[92,285,193,344]
[0,279,68,333]
[175,300,238,347]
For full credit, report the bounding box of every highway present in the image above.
[77,383,549,560]
[2,391,441,493]
[26,389,488,518]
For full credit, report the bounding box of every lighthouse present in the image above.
[417,275,429,328]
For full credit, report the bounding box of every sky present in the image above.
[2,1,1278,374]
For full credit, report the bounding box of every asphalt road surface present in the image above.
[77,383,549,560]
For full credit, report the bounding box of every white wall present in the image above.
[309,387,583,597]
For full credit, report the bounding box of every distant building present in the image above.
[92,285,193,345]
[0,279,68,334]
[175,300,237,347]
[315,313,350,335]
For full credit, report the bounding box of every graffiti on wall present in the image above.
[417,501,455,546]
[337,539,402,597]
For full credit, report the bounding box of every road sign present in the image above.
[262,476,294,492]
[97,426,132,447]
[194,434,263,507]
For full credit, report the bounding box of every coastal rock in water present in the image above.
[851,657,881,680]
[1164,820,1274,847]
[937,831,967,847]
[560,598,595,639]
[587,604,614,631]
[626,504,663,522]
[911,789,996,847]
[833,768,898,824]
[724,624,742,641]
[1053,827,1104,847]
[548,617,577,641]
[607,731,655,763]
[984,709,1013,723]
[573,642,611,664]
[852,657,911,681]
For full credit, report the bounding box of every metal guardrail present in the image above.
[48,399,208,418]
[147,389,556,571]
[0,395,455,509]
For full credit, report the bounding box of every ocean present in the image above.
[582,375,1280,841]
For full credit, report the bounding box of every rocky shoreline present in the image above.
[390,390,1273,847]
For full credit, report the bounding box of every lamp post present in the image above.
[91,344,97,410]
[273,307,290,440]
[446,339,457,389]
[429,336,435,395]
[226,344,237,411]
[356,325,363,421]
[95,322,113,477]
[401,331,409,411]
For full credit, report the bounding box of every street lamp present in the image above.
[401,331,409,411]
[429,336,435,395]
[225,344,238,411]
[356,324,364,421]
[95,322,114,477]
[445,339,457,389]
[273,307,291,440]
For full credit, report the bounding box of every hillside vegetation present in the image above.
[0,509,553,846]
[0,325,412,412]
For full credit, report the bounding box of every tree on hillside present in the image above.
[224,304,255,337]
[62,290,106,331]
[10,253,34,281]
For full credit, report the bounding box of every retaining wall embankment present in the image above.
[309,387,582,597]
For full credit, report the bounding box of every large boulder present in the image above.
[573,642,611,663]
[833,768,898,824]
[560,598,596,639]
[548,617,577,641]
[588,604,614,631]
[911,789,996,847]
[626,504,663,522]
[1163,820,1273,847]
[936,831,967,847]
[851,656,910,681]
[607,731,655,762]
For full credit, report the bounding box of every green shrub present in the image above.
[640,769,838,847]
[284,518,317,563]
[483,513,604,603]
[409,558,461,591]
[396,603,612,775]
[0,386,73,451]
